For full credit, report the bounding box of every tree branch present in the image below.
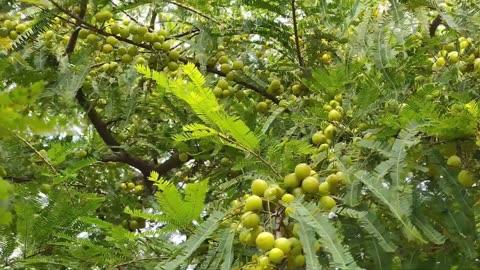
[429,14,442,37]
[291,0,304,67]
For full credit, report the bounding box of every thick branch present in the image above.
[429,14,442,37]
[291,0,304,67]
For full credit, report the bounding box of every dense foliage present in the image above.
[1,0,479,269]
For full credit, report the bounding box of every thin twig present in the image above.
[291,0,304,67]
[165,0,219,23]
[14,134,57,173]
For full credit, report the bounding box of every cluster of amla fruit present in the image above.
[213,55,245,98]
[0,19,27,40]
[432,37,480,72]
[120,181,144,193]
[310,93,344,151]
[121,216,146,232]
[446,154,477,187]
[232,163,342,269]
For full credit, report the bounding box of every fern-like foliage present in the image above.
[126,171,208,231]
[155,210,226,270]
[136,63,260,152]
[291,200,362,269]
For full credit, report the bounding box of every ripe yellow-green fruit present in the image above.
[458,170,474,187]
[302,176,319,193]
[232,60,244,70]
[161,42,171,51]
[292,84,302,95]
[264,186,283,200]
[324,124,336,139]
[328,109,342,121]
[448,51,459,63]
[460,40,469,49]
[137,26,148,36]
[119,27,130,38]
[110,24,120,35]
[120,183,127,190]
[281,194,295,204]
[134,185,143,192]
[284,173,300,189]
[179,153,189,162]
[106,36,118,46]
[270,79,281,90]
[168,61,179,71]
[258,256,270,266]
[86,33,97,43]
[8,30,18,40]
[136,56,146,65]
[220,63,231,74]
[294,254,306,267]
[128,25,139,35]
[127,182,135,190]
[321,53,331,63]
[226,71,237,81]
[251,179,269,196]
[256,101,268,112]
[312,132,327,145]
[245,195,263,211]
[121,54,133,63]
[4,20,15,31]
[274,237,291,254]
[78,29,89,39]
[294,163,311,180]
[158,29,168,37]
[269,248,285,263]
[436,57,446,67]
[213,87,223,97]
[319,143,329,151]
[169,50,180,61]
[218,55,229,64]
[217,79,229,89]
[326,173,341,186]
[144,32,155,42]
[242,211,261,228]
[102,44,113,53]
[320,195,336,210]
[15,23,26,34]
[129,220,139,230]
[40,183,51,193]
[239,230,252,245]
[220,157,230,166]
[447,155,461,167]
[75,149,87,158]
[153,42,163,50]
[256,232,275,250]
[318,181,330,195]
[95,10,113,23]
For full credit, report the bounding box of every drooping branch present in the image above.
[52,0,182,188]
[291,0,304,67]
[429,14,442,37]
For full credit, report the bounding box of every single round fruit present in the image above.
[169,50,180,61]
[264,186,282,200]
[121,54,133,63]
[242,211,261,228]
[256,231,275,251]
[8,30,18,40]
[78,29,89,39]
[324,124,337,139]
[447,155,461,167]
[312,132,327,145]
[436,57,446,67]
[102,44,113,53]
[127,182,135,190]
[95,10,113,23]
[179,153,188,162]
[448,51,459,63]
[218,56,229,64]
[217,79,229,89]
[294,254,306,267]
[120,183,127,190]
[321,53,331,63]
[274,237,291,254]
[239,230,252,245]
[326,174,341,187]
[294,163,311,180]
[269,248,285,263]
[134,185,143,192]
[284,173,300,189]
[220,63,231,74]
[302,176,319,193]
[220,157,230,166]
[15,24,26,33]
[144,32,155,42]
[213,87,223,97]
[318,181,330,195]
[258,256,270,266]
[129,220,139,230]
[167,61,179,71]
[251,179,268,196]
[226,71,237,81]
[320,195,336,210]
[292,84,302,94]
[245,195,263,211]
[40,183,51,193]
[256,102,268,112]
[319,143,329,151]
[281,194,295,204]
[232,60,244,70]
[106,36,118,46]
[270,79,281,90]
[458,170,474,187]
[328,109,342,121]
